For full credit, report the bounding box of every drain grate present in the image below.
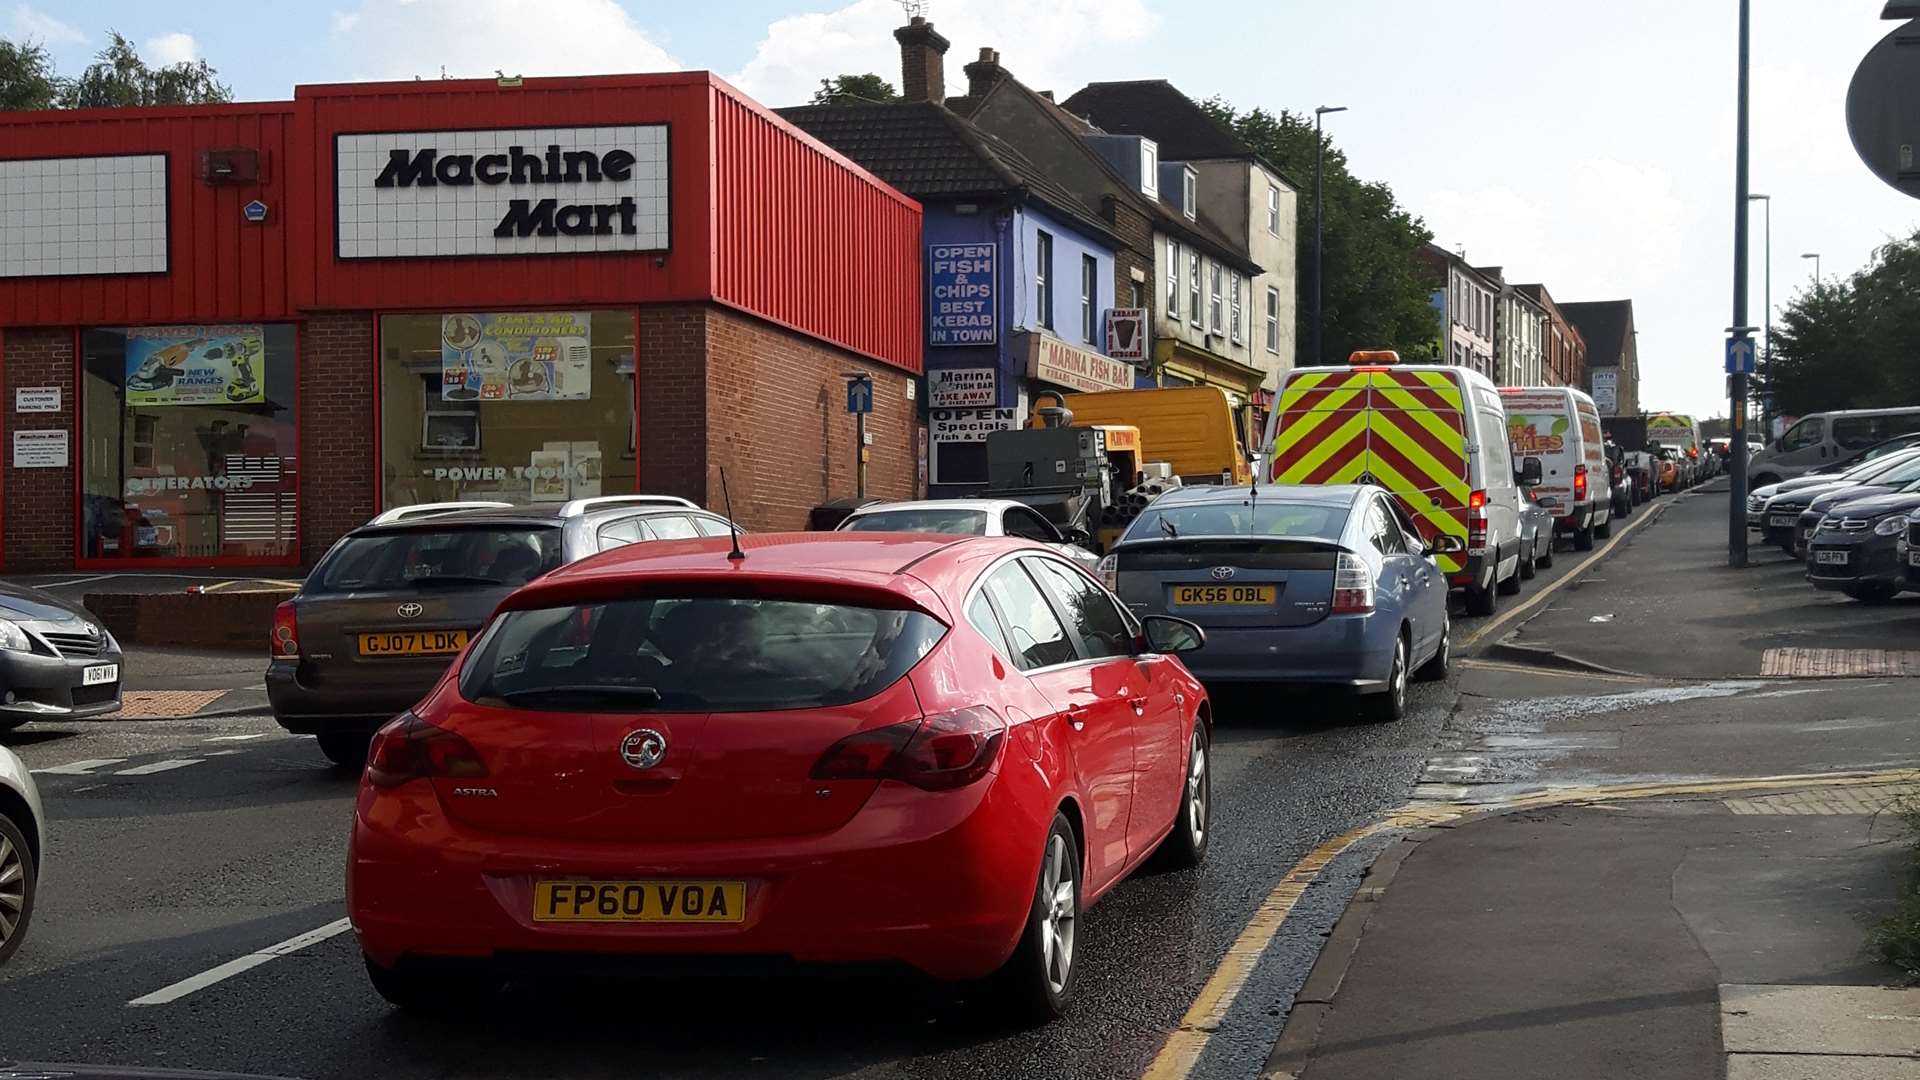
[1759,648,1920,677]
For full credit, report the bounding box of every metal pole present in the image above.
[1312,111,1324,368]
[1728,0,1751,568]
[856,409,868,499]
[1761,196,1771,434]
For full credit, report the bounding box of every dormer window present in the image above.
[1141,141,1159,199]
[1181,167,1197,220]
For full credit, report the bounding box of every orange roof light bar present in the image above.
[1348,350,1402,365]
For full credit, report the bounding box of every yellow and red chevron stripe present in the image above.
[1272,368,1472,572]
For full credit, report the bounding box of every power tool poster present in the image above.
[124,326,267,407]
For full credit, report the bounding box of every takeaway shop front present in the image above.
[0,74,922,572]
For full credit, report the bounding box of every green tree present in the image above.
[57,31,232,108]
[1201,99,1440,364]
[1759,230,1920,416]
[0,38,60,110]
[810,73,899,105]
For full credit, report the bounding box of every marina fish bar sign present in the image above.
[336,125,669,259]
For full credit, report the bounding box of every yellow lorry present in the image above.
[1028,386,1254,486]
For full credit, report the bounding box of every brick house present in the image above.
[0,73,922,572]
[1559,300,1640,417]
[1516,284,1589,393]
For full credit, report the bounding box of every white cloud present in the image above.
[6,3,85,45]
[729,0,1159,108]
[145,32,198,67]
[328,0,678,81]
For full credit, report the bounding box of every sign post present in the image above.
[1728,0,1753,568]
[845,374,874,498]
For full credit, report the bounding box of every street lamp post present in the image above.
[1801,252,1822,292]
[1748,194,1771,433]
[1728,0,1753,568]
[1311,105,1347,367]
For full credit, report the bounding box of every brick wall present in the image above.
[699,305,918,530]
[2,327,75,570]
[638,305,709,506]
[1105,195,1157,324]
[298,313,375,565]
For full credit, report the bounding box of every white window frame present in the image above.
[1035,230,1054,331]
[1181,167,1197,221]
[1229,275,1243,344]
[1189,250,1203,328]
[1166,237,1180,320]
[1141,142,1159,198]
[1265,287,1280,353]
[1208,261,1224,334]
[1080,253,1098,344]
[1266,185,1280,235]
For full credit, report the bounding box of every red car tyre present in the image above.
[995,812,1082,1024]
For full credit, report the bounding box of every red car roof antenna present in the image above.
[719,469,747,562]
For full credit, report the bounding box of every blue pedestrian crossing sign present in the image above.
[845,377,874,414]
[1725,336,1756,375]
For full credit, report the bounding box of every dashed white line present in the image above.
[113,759,202,776]
[31,758,127,776]
[203,733,273,743]
[128,918,354,1006]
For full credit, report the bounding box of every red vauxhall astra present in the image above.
[349,533,1212,1022]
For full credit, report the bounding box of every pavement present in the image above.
[1266,483,1920,1080]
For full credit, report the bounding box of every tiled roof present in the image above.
[1061,80,1249,162]
[1560,301,1635,366]
[777,101,1117,242]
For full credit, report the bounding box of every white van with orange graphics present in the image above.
[1500,387,1614,551]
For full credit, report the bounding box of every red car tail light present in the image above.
[1467,489,1489,550]
[810,706,1006,792]
[271,601,300,659]
[1330,552,1376,614]
[1573,464,1589,500]
[366,712,489,788]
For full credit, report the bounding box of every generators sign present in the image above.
[928,243,997,346]
[335,125,669,259]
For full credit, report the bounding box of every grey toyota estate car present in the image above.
[0,580,124,731]
[267,496,740,765]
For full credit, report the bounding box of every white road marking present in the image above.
[113,759,202,776]
[31,758,127,775]
[203,733,272,743]
[202,750,244,757]
[128,917,354,1007]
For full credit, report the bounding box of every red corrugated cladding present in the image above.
[0,73,921,372]
[0,103,296,327]
[709,78,922,374]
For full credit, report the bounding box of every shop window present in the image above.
[377,311,638,510]
[81,325,298,562]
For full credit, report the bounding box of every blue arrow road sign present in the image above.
[1725,337,1756,375]
[845,377,874,414]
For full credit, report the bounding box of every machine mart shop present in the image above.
[0,73,922,572]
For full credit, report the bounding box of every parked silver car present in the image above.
[835,499,1101,566]
[0,745,43,964]
[0,580,124,731]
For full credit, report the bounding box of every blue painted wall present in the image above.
[1010,208,1111,350]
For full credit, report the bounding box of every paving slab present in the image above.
[1728,1055,1920,1079]
[1721,984,1920,1057]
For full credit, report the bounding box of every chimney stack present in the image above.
[964,47,1004,100]
[893,16,950,104]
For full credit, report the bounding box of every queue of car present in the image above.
[1741,419,1920,604]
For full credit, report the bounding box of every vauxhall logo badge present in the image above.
[373,144,642,239]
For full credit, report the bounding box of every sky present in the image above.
[7,0,1916,419]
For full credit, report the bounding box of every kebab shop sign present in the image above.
[1024,332,1132,393]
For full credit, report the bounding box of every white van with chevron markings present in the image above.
[1271,352,1538,617]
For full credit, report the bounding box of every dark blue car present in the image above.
[1101,485,1458,722]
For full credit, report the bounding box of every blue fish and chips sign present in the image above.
[928,243,996,346]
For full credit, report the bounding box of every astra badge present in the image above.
[396,602,424,619]
[621,728,668,770]
[1209,566,1237,581]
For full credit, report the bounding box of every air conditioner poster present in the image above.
[441,312,592,402]
[125,326,267,407]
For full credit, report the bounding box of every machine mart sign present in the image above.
[335,126,669,260]
[928,243,997,346]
